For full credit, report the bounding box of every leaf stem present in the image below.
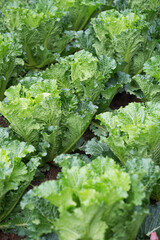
[91,121,107,133]
[0,223,27,229]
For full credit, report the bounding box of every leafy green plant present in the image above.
[0,32,24,100]
[0,0,160,239]
[134,56,160,102]
[137,202,160,240]
[137,202,160,239]
[127,0,160,13]
[55,0,109,31]
[96,101,160,199]
[0,127,40,223]
[2,155,159,240]
[97,101,160,164]
[0,50,119,162]
[0,0,27,9]
[2,0,70,69]
[76,9,157,75]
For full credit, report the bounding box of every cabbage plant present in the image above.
[3,155,159,240]
[0,50,121,162]
[0,127,40,223]
[76,9,157,75]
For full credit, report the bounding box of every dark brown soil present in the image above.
[30,164,61,188]
[0,116,8,128]
[0,232,24,240]
[110,92,141,110]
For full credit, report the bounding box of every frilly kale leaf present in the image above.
[0,127,40,223]
[97,102,160,165]
[97,101,160,199]
[0,32,24,100]
[3,155,159,240]
[0,50,117,162]
[55,0,109,31]
[134,56,160,102]
[2,0,70,69]
[76,9,157,76]
[127,0,160,14]
[137,202,160,239]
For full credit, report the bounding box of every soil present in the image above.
[0,91,141,240]
[110,91,141,110]
[0,116,9,128]
[0,233,23,240]
[30,164,61,188]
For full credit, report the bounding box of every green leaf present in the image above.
[137,202,160,239]
[54,205,107,240]
[97,101,160,199]
[134,56,160,102]
[15,155,159,240]
[2,1,70,68]
[54,153,88,169]
[0,127,40,223]
[144,55,160,79]
[97,102,160,164]
[76,9,156,75]
[82,137,118,161]
[56,0,108,31]
[0,50,116,162]
[61,101,97,154]
[127,0,160,13]
[0,80,61,147]
[0,32,24,100]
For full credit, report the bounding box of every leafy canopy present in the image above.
[0,32,23,100]
[76,9,157,75]
[127,0,160,13]
[134,56,160,102]
[0,50,117,162]
[14,155,160,240]
[97,101,160,165]
[0,127,40,223]
[2,0,69,68]
[55,0,108,31]
[97,101,160,200]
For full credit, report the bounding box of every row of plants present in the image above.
[0,0,160,239]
